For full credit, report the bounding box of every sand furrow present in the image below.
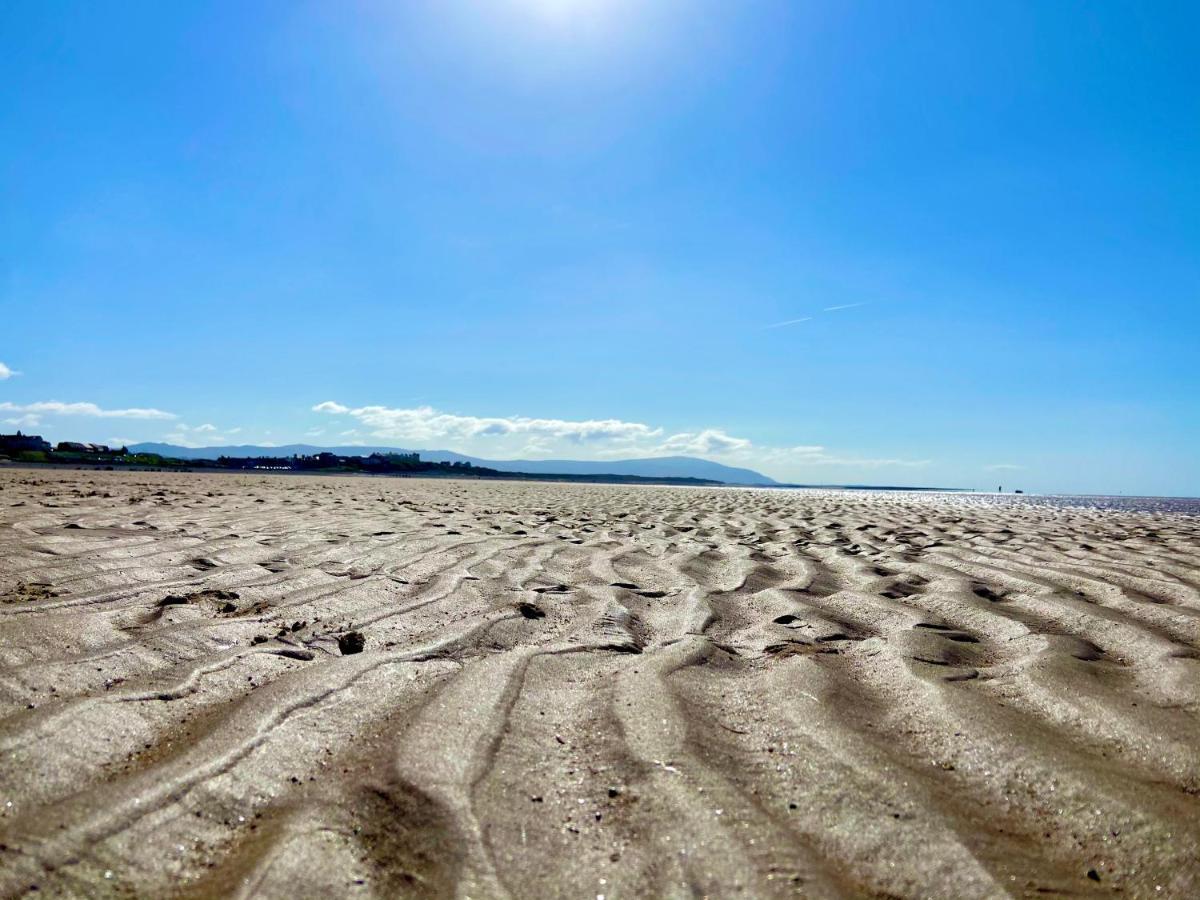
[1,470,1198,897]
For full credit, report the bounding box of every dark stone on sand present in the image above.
[251,635,268,645]
[517,602,546,619]
[219,602,237,613]
[338,631,366,655]
[276,647,316,661]
[971,585,1006,602]
[159,594,189,606]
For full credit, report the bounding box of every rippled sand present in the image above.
[1,469,1198,898]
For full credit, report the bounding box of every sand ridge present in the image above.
[1,469,1198,897]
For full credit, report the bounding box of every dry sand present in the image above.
[1,469,1198,899]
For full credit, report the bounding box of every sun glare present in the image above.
[520,0,624,28]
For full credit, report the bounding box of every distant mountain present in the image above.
[422,453,778,485]
[127,443,779,485]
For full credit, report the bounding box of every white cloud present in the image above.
[162,432,203,448]
[0,401,175,420]
[765,317,812,329]
[984,463,1024,471]
[311,400,930,475]
[313,401,349,414]
[161,422,241,448]
[823,302,867,312]
[313,402,662,445]
[660,429,752,454]
[0,362,17,380]
[519,435,556,456]
[4,415,41,428]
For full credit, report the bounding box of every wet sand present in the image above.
[1,469,1198,898]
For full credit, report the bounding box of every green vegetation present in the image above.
[2,444,722,486]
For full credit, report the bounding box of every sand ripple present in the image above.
[1,470,1198,897]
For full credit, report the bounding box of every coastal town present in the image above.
[0,432,718,485]
[0,430,446,474]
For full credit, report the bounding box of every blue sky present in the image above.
[2,1,1197,494]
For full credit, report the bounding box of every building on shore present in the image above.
[0,431,52,453]
[56,441,112,453]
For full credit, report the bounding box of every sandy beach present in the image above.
[1,468,1198,898]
